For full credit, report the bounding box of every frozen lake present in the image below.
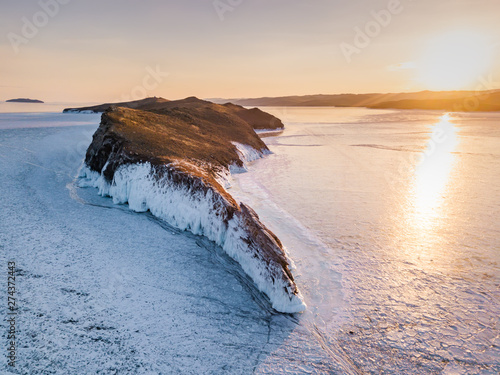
[232,107,500,374]
[0,108,498,374]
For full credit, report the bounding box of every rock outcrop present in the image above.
[77,98,305,313]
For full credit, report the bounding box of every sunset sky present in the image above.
[1,0,499,103]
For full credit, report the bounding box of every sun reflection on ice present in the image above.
[413,113,459,226]
[394,113,461,269]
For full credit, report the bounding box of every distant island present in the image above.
[211,90,500,112]
[6,98,44,103]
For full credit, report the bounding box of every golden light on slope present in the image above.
[418,31,492,90]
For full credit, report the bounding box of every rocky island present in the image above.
[72,97,305,313]
[6,98,44,103]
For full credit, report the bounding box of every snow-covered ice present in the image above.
[229,107,500,374]
[1,109,499,374]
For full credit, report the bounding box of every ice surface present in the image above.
[228,107,500,374]
[1,109,499,374]
[0,116,326,374]
[0,112,101,129]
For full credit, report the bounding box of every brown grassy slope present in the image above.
[142,98,271,155]
[64,96,285,130]
[152,97,285,130]
[145,98,284,134]
[222,103,284,129]
[85,106,268,183]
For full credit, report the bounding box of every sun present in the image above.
[417,31,492,91]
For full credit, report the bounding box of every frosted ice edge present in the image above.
[78,162,306,313]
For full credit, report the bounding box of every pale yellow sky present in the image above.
[1,0,499,103]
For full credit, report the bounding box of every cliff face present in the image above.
[78,102,305,313]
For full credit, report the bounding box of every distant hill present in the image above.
[369,91,500,112]
[213,90,500,112]
[6,98,44,103]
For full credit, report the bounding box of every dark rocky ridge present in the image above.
[80,99,304,312]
